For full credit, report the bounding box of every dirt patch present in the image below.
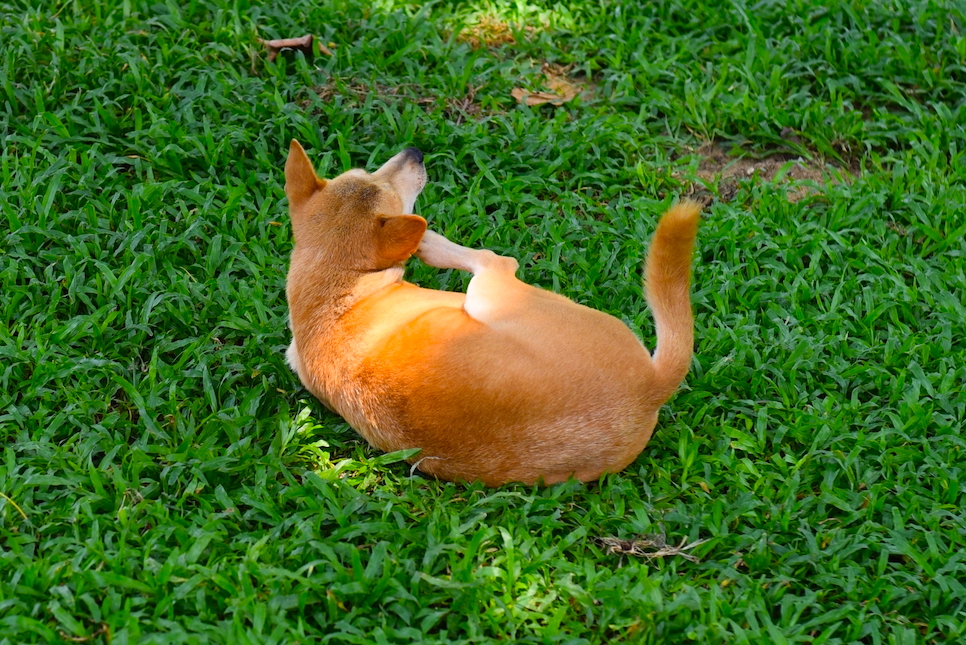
[304,61,595,127]
[307,81,493,126]
[682,141,854,204]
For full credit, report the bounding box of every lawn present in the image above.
[1,0,965,643]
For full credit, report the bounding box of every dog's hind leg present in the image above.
[285,339,301,374]
[416,230,527,324]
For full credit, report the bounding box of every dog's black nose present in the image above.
[403,147,424,164]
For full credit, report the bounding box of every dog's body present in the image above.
[284,140,699,485]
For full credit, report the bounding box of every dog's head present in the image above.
[285,140,428,270]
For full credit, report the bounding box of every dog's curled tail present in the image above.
[645,200,701,404]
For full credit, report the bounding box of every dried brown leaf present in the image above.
[511,87,578,107]
[261,34,333,62]
[511,64,584,107]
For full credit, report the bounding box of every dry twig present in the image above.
[597,534,708,563]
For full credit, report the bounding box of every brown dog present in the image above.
[284,140,699,485]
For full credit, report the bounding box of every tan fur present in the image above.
[284,140,700,486]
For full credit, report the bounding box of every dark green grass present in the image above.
[2,0,965,643]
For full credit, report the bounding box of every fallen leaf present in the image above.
[511,87,578,107]
[261,34,333,63]
[544,72,577,97]
[511,65,581,106]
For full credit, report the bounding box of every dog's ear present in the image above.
[376,215,427,265]
[285,140,327,209]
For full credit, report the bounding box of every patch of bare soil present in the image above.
[682,141,855,204]
[303,61,596,128]
[307,81,485,126]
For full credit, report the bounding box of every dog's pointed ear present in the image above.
[377,215,427,265]
[285,140,327,208]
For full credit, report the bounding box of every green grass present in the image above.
[2,0,965,643]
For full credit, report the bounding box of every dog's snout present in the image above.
[371,147,427,213]
[403,147,424,164]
